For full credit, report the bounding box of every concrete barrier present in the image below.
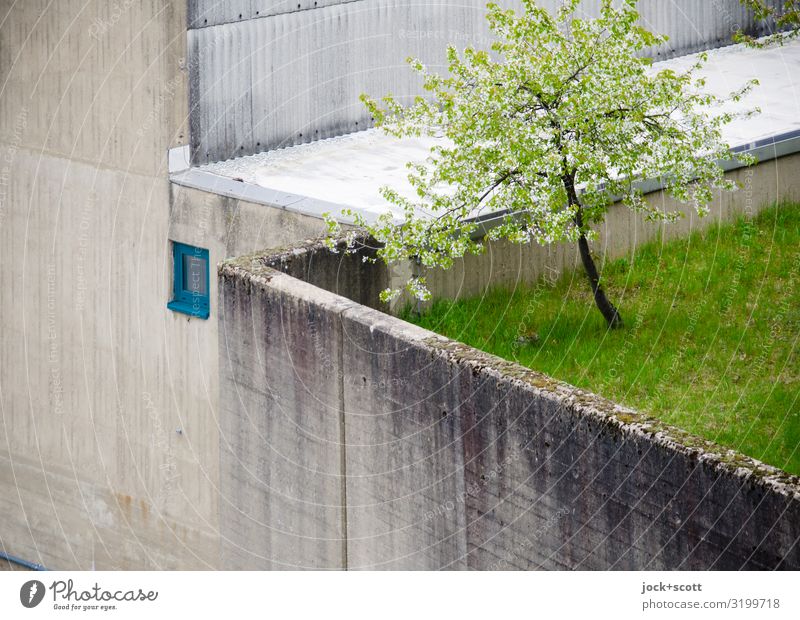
[218,250,800,569]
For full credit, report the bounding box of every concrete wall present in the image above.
[0,1,334,570]
[257,152,800,313]
[1,0,794,572]
[218,257,800,570]
[0,0,220,570]
[169,184,333,260]
[257,236,388,310]
[218,261,351,569]
[188,0,781,163]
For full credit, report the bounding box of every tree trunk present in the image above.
[564,173,623,328]
[577,231,623,328]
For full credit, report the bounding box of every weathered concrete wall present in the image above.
[188,0,781,162]
[218,258,800,570]
[169,184,334,261]
[0,0,221,570]
[0,0,348,572]
[258,236,388,310]
[168,186,339,564]
[0,0,347,570]
[218,261,353,569]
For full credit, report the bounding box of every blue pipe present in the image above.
[0,551,47,571]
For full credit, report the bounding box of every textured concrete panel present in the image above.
[0,146,220,569]
[340,312,468,569]
[169,184,334,258]
[219,213,800,569]
[0,0,390,571]
[0,0,188,177]
[218,261,354,568]
[259,236,388,310]
[189,0,359,28]
[189,0,781,163]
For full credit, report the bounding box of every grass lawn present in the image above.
[403,202,800,475]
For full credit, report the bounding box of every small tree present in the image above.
[326,0,756,328]
[737,0,799,46]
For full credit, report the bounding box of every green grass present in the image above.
[403,203,800,475]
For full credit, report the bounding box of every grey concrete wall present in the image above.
[169,184,334,260]
[257,236,388,310]
[0,0,346,570]
[247,152,800,313]
[218,259,352,569]
[188,0,780,162]
[0,0,349,570]
[218,258,800,570]
[0,0,222,570]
